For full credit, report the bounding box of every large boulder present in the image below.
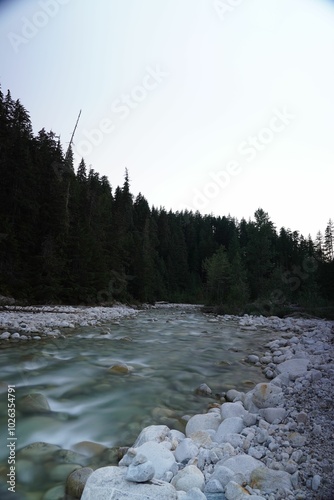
[215,417,244,443]
[81,466,178,499]
[222,455,265,483]
[275,358,310,381]
[120,441,176,480]
[250,467,293,494]
[185,413,221,437]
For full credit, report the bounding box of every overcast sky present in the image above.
[1,0,333,238]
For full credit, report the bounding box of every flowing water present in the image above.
[0,305,275,498]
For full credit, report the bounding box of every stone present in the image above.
[220,402,247,420]
[0,332,11,340]
[174,438,199,463]
[185,412,221,437]
[250,466,293,494]
[133,425,170,447]
[215,417,244,443]
[275,358,310,381]
[66,467,94,499]
[49,463,82,482]
[247,355,260,364]
[72,441,107,457]
[224,480,252,499]
[108,362,133,374]
[211,465,235,487]
[53,449,87,465]
[42,485,65,500]
[17,442,61,463]
[195,383,212,396]
[171,465,205,492]
[263,407,286,424]
[243,412,257,426]
[295,412,308,425]
[204,479,224,493]
[183,488,207,499]
[121,441,176,480]
[248,446,266,459]
[169,429,185,445]
[190,430,213,448]
[81,466,178,499]
[221,433,245,448]
[126,454,155,482]
[223,455,265,483]
[226,389,244,402]
[312,474,321,491]
[244,383,284,412]
[20,393,51,413]
[287,432,306,448]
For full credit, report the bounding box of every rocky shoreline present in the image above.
[77,313,333,499]
[0,304,139,341]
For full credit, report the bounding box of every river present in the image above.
[0,304,275,498]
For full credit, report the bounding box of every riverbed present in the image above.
[0,304,277,498]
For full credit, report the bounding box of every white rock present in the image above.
[247,355,260,363]
[215,417,244,443]
[244,383,284,412]
[262,407,286,424]
[171,465,205,492]
[275,358,310,381]
[185,413,221,437]
[210,465,235,487]
[0,332,11,339]
[224,480,252,499]
[183,487,206,499]
[174,438,199,463]
[120,441,176,480]
[223,455,265,483]
[312,474,321,491]
[133,425,170,447]
[204,478,224,493]
[221,433,245,448]
[226,389,244,402]
[220,402,247,420]
[81,466,177,499]
[125,454,155,482]
[250,466,293,494]
[11,332,20,339]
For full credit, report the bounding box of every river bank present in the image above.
[0,304,139,340]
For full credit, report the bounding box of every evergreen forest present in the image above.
[1,87,333,315]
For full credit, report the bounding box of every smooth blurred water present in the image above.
[0,305,274,497]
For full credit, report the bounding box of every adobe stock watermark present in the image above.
[188,106,295,211]
[7,0,72,54]
[213,0,245,21]
[73,65,169,158]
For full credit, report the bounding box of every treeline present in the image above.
[0,86,333,311]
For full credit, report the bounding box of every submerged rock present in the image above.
[19,393,51,414]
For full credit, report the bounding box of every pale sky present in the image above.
[1,0,333,238]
